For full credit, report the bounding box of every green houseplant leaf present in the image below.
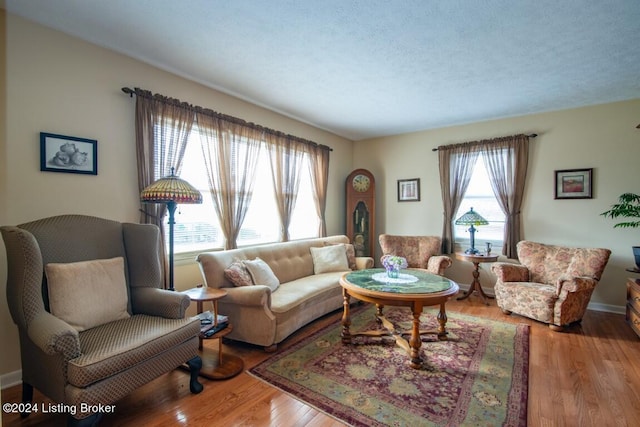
[601,193,640,228]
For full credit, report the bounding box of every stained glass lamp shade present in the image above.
[141,168,202,290]
[455,207,489,254]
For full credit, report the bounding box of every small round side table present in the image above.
[455,253,498,305]
[183,286,244,380]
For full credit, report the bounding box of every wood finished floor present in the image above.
[2,297,640,427]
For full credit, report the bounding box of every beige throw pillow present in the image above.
[310,245,349,274]
[45,257,130,332]
[243,258,280,291]
[324,242,357,270]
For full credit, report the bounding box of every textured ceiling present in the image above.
[5,0,640,140]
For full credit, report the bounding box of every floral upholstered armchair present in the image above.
[378,234,452,275]
[491,241,611,331]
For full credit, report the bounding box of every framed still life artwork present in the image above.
[398,178,420,202]
[554,168,593,199]
[40,132,98,175]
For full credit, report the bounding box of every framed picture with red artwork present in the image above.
[554,168,592,199]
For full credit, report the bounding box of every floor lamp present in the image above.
[455,207,489,255]
[141,168,202,291]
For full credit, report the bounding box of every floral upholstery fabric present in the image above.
[378,234,452,275]
[492,241,611,329]
[224,261,254,287]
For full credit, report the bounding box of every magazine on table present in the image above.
[202,321,229,337]
[197,310,228,325]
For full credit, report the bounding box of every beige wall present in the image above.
[0,15,353,378]
[354,99,640,310]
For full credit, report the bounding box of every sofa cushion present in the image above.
[270,272,344,313]
[495,281,557,323]
[243,257,280,291]
[45,257,130,332]
[224,261,253,287]
[310,245,349,274]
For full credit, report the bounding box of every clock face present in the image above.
[352,174,371,192]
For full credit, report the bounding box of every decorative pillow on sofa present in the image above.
[45,257,130,332]
[224,261,253,287]
[243,257,280,291]
[310,244,349,274]
[323,242,357,270]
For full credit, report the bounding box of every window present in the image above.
[287,156,318,240]
[173,129,224,252]
[454,153,505,245]
[165,126,319,253]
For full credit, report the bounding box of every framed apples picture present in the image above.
[40,132,98,175]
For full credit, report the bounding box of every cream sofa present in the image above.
[197,235,373,350]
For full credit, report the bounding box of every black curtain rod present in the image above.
[431,133,537,152]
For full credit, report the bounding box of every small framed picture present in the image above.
[40,132,97,175]
[554,168,592,199]
[398,178,420,202]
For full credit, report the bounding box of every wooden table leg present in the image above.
[409,305,423,369]
[437,303,448,340]
[375,304,384,324]
[457,261,494,305]
[341,288,352,344]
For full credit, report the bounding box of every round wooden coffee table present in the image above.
[339,268,459,369]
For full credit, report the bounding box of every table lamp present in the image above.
[455,207,488,255]
[141,167,202,291]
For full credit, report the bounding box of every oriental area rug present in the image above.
[249,305,529,427]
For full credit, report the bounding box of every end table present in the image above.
[455,253,498,305]
[183,286,244,380]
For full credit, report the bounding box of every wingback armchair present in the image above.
[378,234,452,275]
[2,215,203,426]
[491,241,611,331]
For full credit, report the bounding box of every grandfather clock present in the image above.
[346,169,375,257]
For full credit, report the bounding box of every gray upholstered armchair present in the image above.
[2,215,203,426]
[378,234,452,275]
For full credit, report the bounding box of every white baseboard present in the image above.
[587,302,626,315]
[1,369,22,390]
